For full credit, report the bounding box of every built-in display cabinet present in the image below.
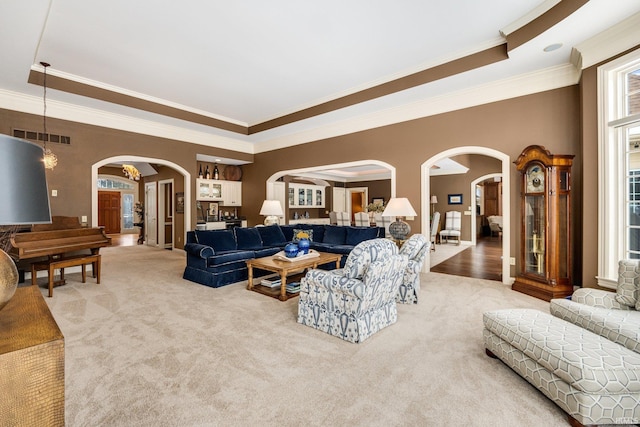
[196,178,242,206]
[288,183,325,208]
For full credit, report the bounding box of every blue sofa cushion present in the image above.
[184,243,214,258]
[207,250,255,266]
[235,227,263,250]
[195,230,237,252]
[254,247,281,258]
[292,228,313,242]
[311,225,325,242]
[346,226,379,246]
[323,225,346,245]
[257,225,287,247]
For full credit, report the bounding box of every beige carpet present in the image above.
[36,245,575,426]
[429,242,472,267]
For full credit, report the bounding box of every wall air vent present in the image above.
[12,128,71,145]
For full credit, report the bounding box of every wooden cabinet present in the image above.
[196,179,242,206]
[288,183,324,208]
[221,181,242,206]
[196,178,223,201]
[513,145,574,301]
[0,286,64,426]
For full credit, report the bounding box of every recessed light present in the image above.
[543,43,563,52]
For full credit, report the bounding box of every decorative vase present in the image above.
[284,243,299,258]
[297,238,310,255]
[0,250,19,311]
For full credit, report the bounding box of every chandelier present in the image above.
[122,164,141,181]
[40,62,58,170]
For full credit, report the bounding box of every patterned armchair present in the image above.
[397,234,429,304]
[297,239,408,343]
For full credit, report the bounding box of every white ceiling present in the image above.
[1,0,640,168]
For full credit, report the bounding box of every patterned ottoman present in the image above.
[483,309,640,427]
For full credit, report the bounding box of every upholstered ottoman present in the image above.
[483,309,640,427]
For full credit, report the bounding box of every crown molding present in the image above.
[500,0,561,37]
[0,88,254,153]
[30,63,247,127]
[253,63,580,153]
[572,12,640,70]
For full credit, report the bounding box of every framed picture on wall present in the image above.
[448,194,463,205]
[372,197,385,206]
[176,192,184,213]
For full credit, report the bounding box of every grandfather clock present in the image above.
[513,145,574,301]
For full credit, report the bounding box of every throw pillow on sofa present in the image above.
[615,259,640,308]
[195,230,237,252]
[323,225,346,245]
[257,225,287,247]
[235,227,263,250]
[292,228,313,242]
[345,226,378,246]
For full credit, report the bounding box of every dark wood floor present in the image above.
[431,236,502,281]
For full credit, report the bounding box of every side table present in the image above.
[0,286,65,426]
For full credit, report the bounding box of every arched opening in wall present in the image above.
[264,160,396,224]
[421,147,511,285]
[91,156,191,249]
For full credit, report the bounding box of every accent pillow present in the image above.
[194,230,237,252]
[292,228,313,242]
[235,227,263,250]
[257,225,287,247]
[345,226,379,246]
[323,225,346,245]
[615,259,640,307]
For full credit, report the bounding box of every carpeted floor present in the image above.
[36,245,575,426]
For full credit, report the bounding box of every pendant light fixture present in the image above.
[40,62,58,170]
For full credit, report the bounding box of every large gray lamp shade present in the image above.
[0,134,51,310]
[0,135,52,225]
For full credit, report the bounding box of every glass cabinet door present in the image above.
[288,188,295,206]
[524,195,545,277]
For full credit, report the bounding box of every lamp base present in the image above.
[0,249,18,311]
[264,216,280,226]
[389,219,411,241]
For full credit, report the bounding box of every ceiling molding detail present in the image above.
[504,0,589,52]
[0,87,255,154]
[571,12,640,70]
[253,63,580,154]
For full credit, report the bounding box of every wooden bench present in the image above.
[32,254,101,297]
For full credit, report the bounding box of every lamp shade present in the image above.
[382,197,417,218]
[259,200,284,216]
[0,135,51,225]
[430,195,438,204]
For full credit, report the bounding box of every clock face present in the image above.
[526,164,545,193]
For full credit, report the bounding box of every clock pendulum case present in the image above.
[512,145,574,301]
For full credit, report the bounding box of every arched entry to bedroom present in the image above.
[421,147,511,285]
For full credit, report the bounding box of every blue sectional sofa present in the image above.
[182,223,384,288]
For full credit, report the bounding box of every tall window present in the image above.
[599,49,640,288]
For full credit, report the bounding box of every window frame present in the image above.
[597,48,640,288]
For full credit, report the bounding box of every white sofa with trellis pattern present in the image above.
[297,238,408,343]
[484,260,640,426]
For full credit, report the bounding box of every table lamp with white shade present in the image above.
[0,135,52,310]
[259,200,284,226]
[382,197,417,241]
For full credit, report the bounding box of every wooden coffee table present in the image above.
[246,252,342,301]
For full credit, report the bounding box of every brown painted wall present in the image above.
[0,108,252,249]
[246,86,581,278]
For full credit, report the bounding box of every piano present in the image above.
[10,216,111,261]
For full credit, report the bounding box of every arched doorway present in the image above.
[421,147,511,285]
[91,156,191,247]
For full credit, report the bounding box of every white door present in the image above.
[333,187,346,212]
[145,182,157,246]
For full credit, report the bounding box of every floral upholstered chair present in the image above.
[297,238,408,343]
[397,234,429,304]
